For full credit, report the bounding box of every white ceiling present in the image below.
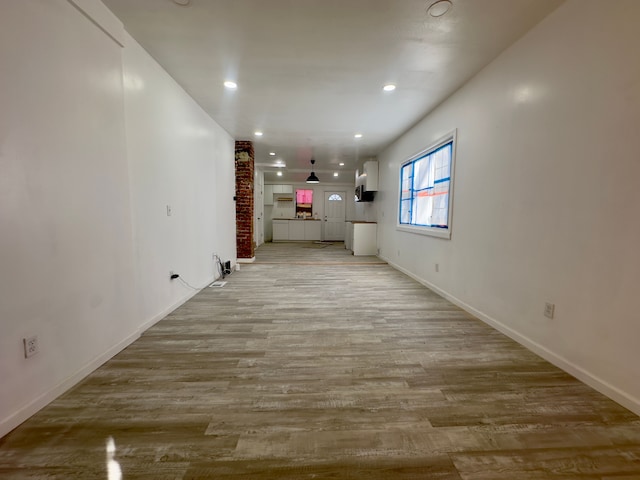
[102,0,563,184]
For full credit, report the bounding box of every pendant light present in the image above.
[306,159,320,184]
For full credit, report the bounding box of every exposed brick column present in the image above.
[235,141,255,260]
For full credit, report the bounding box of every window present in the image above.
[296,189,313,218]
[328,194,342,201]
[398,131,456,239]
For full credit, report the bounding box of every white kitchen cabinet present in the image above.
[264,185,293,205]
[304,220,321,240]
[345,222,354,251]
[289,221,305,240]
[272,220,289,241]
[347,222,377,256]
[264,184,274,205]
[363,161,378,191]
[272,184,292,194]
[355,161,378,192]
[271,219,321,241]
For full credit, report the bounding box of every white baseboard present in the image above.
[137,284,206,334]
[237,257,255,264]
[1,280,210,439]
[0,330,138,438]
[381,255,640,417]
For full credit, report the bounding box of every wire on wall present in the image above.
[173,253,233,291]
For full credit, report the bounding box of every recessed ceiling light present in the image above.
[383,84,396,92]
[354,133,363,139]
[172,0,190,6]
[223,81,237,90]
[277,171,283,177]
[427,0,452,17]
[339,162,345,166]
[333,172,339,177]
[254,131,263,137]
[269,152,276,156]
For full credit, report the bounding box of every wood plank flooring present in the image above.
[1,242,639,479]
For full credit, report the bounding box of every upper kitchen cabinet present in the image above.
[264,184,293,205]
[273,185,293,194]
[356,160,378,191]
[264,184,274,205]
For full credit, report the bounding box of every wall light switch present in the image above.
[166,205,172,216]
[544,302,555,319]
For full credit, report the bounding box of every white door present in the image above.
[324,191,346,241]
[255,172,264,247]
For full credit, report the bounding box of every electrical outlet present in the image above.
[435,263,439,273]
[23,336,38,358]
[544,302,555,319]
[166,205,172,216]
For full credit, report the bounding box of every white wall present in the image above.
[377,0,640,414]
[0,0,136,435]
[353,189,378,224]
[124,32,236,328]
[0,0,236,437]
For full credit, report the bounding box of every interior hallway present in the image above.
[1,242,639,479]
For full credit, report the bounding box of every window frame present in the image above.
[295,188,314,218]
[397,129,457,240]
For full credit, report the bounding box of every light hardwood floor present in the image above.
[1,242,639,479]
